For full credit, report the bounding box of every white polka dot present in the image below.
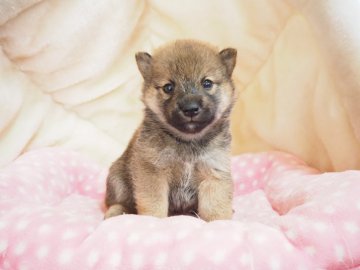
[238,184,245,190]
[211,250,227,264]
[246,170,254,177]
[0,239,8,252]
[313,222,328,233]
[108,253,122,267]
[86,226,95,233]
[335,245,345,262]
[38,224,52,235]
[65,217,78,223]
[344,222,359,234]
[87,250,100,267]
[182,251,195,265]
[106,231,119,242]
[176,230,189,240]
[231,233,242,243]
[123,219,135,226]
[333,191,344,198]
[284,242,294,252]
[253,234,267,244]
[14,242,27,255]
[155,252,167,266]
[41,212,53,218]
[253,157,261,164]
[36,246,49,259]
[15,207,31,216]
[269,257,281,270]
[132,253,144,269]
[285,230,297,240]
[16,219,29,231]
[58,249,74,264]
[145,233,168,246]
[356,201,360,211]
[324,206,336,214]
[239,253,251,266]
[127,233,140,245]
[239,162,247,167]
[62,229,77,240]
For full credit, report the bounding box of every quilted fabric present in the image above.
[1,148,360,269]
[1,0,360,171]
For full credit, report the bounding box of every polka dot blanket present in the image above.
[1,148,360,270]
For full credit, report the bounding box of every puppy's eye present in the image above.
[162,83,174,94]
[202,79,213,89]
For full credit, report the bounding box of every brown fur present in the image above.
[104,40,237,221]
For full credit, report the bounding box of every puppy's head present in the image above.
[136,40,237,140]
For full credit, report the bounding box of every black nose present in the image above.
[180,101,201,117]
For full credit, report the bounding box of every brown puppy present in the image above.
[104,39,237,221]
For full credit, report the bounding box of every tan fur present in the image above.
[104,39,237,221]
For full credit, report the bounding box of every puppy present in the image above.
[104,39,237,221]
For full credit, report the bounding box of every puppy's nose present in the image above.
[180,101,201,117]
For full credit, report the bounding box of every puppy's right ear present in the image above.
[219,48,237,76]
[135,52,152,81]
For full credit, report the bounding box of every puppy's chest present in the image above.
[168,162,199,216]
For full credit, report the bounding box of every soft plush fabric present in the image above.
[1,0,360,171]
[1,148,360,269]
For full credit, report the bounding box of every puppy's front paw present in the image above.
[104,204,126,219]
[198,180,233,221]
[199,207,233,222]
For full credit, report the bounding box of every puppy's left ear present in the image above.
[135,52,153,81]
[219,48,237,76]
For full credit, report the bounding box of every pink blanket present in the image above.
[0,148,360,269]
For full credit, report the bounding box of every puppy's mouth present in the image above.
[169,113,215,134]
[182,119,209,133]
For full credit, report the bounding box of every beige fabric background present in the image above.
[0,0,359,171]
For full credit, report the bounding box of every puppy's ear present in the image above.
[135,52,152,81]
[219,48,237,76]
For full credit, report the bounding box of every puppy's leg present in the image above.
[198,176,233,221]
[134,172,169,218]
[104,159,136,219]
[135,183,169,218]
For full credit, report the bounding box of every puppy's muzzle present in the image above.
[178,96,203,118]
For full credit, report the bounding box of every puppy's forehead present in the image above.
[152,41,224,81]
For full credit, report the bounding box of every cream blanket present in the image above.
[1,0,359,171]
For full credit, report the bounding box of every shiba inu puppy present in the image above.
[104,39,237,221]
